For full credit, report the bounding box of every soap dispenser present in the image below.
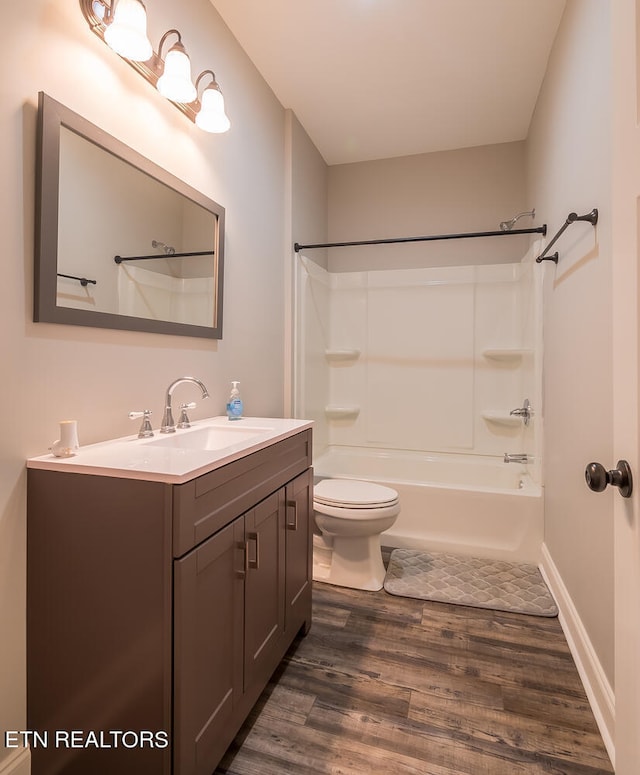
[227,381,243,421]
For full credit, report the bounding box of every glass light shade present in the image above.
[195,86,231,133]
[157,47,197,103]
[104,0,153,61]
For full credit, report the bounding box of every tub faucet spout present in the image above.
[504,453,529,464]
[161,377,209,433]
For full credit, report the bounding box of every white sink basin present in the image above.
[27,416,312,483]
[146,424,271,451]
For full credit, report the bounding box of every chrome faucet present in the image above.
[504,453,529,464]
[510,398,532,426]
[161,377,210,433]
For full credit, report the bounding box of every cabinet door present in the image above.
[174,517,245,775]
[244,489,286,693]
[285,468,313,637]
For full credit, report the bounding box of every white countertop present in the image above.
[27,416,313,484]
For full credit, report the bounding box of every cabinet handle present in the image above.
[247,532,259,570]
[286,499,298,530]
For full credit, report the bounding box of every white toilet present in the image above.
[312,478,401,591]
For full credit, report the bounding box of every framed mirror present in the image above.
[34,92,225,338]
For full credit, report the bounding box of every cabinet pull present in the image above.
[247,532,259,570]
[286,499,298,530]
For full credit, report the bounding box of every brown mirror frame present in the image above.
[34,91,225,339]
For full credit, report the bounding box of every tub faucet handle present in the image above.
[509,399,532,426]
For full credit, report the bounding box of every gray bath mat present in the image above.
[384,549,558,617]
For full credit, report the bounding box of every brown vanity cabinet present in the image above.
[284,469,314,635]
[27,430,313,775]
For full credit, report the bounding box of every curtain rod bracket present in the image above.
[536,208,598,264]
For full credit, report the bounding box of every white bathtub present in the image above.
[313,446,543,563]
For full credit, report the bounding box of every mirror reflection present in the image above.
[35,92,225,339]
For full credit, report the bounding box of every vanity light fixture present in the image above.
[93,0,152,61]
[79,0,230,132]
[194,71,231,133]
[155,30,197,104]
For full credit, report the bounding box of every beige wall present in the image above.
[289,112,329,269]
[0,0,289,765]
[327,141,530,272]
[527,0,614,685]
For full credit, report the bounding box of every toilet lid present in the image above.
[314,478,399,508]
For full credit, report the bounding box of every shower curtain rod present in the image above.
[294,225,547,253]
[57,272,96,287]
[114,250,215,264]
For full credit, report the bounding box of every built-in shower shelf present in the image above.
[324,405,360,420]
[325,349,361,363]
[482,348,532,361]
[481,410,521,428]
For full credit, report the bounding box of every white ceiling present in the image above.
[211,0,566,166]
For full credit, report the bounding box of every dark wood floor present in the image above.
[216,575,613,775]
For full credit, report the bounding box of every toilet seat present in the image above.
[314,478,399,509]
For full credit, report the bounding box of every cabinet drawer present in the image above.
[173,430,311,557]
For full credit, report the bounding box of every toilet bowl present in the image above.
[312,478,400,591]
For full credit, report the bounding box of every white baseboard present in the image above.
[539,543,615,768]
[0,747,30,775]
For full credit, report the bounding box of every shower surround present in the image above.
[118,263,214,325]
[295,250,543,563]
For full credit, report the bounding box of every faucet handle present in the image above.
[129,410,154,438]
[177,402,197,429]
[509,399,532,425]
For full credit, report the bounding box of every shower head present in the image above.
[152,239,176,255]
[499,209,536,231]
